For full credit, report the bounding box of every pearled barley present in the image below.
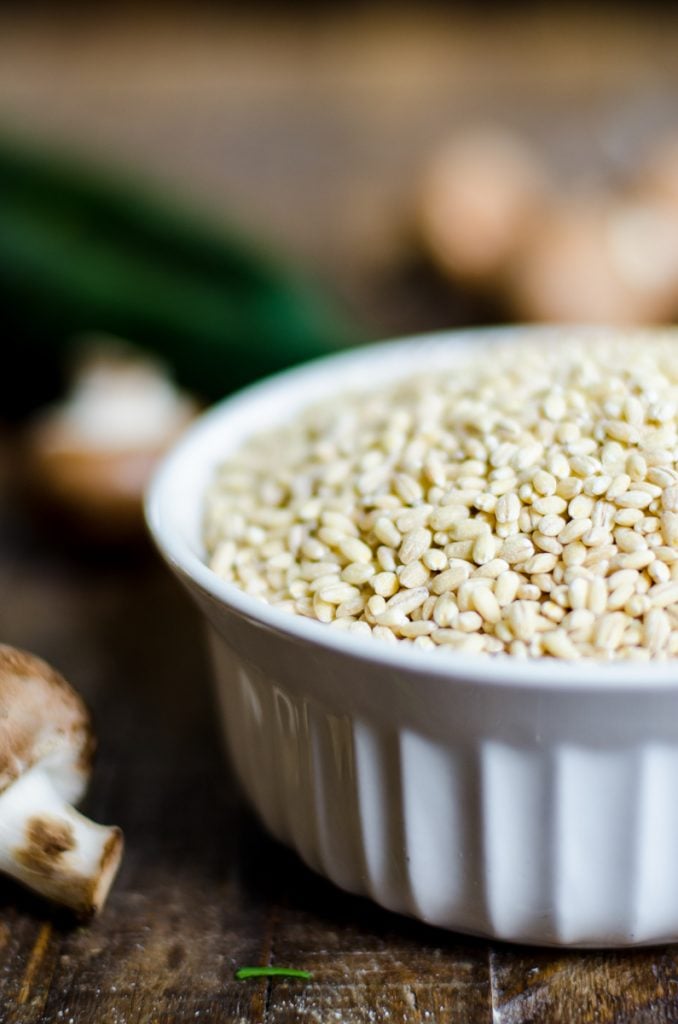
[206,333,678,660]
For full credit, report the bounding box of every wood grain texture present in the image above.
[3,6,678,1020]
[489,946,678,1023]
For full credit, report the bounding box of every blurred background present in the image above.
[4,1,678,537]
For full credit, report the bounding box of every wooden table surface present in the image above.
[3,6,678,1021]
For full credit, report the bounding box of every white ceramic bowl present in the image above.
[146,326,678,948]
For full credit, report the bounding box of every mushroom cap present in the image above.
[635,136,678,209]
[507,197,678,324]
[0,646,94,805]
[25,419,188,537]
[23,354,197,540]
[418,126,550,286]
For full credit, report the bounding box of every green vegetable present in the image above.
[234,966,312,981]
[0,135,358,417]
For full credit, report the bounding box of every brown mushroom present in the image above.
[417,126,550,287]
[0,645,123,916]
[507,196,678,324]
[634,136,678,210]
[24,344,198,540]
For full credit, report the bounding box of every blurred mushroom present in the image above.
[634,136,678,209]
[507,196,678,324]
[417,126,550,287]
[24,343,198,540]
[0,644,122,916]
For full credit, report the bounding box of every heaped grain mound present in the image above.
[204,333,678,660]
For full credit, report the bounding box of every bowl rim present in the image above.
[146,324,678,692]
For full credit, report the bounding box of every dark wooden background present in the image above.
[3,6,678,1021]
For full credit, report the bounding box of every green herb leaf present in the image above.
[235,966,312,981]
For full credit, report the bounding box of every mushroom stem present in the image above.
[0,764,123,916]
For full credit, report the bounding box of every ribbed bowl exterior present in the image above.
[198,596,678,947]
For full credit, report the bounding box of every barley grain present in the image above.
[374,517,402,547]
[206,332,678,660]
[423,548,448,572]
[338,537,373,563]
[471,587,501,624]
[342,562,376,585]
[398,561,430,589]
[542,630,579,658]
[430,564,471,594]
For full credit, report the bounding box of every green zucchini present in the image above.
[0,135,358,416]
